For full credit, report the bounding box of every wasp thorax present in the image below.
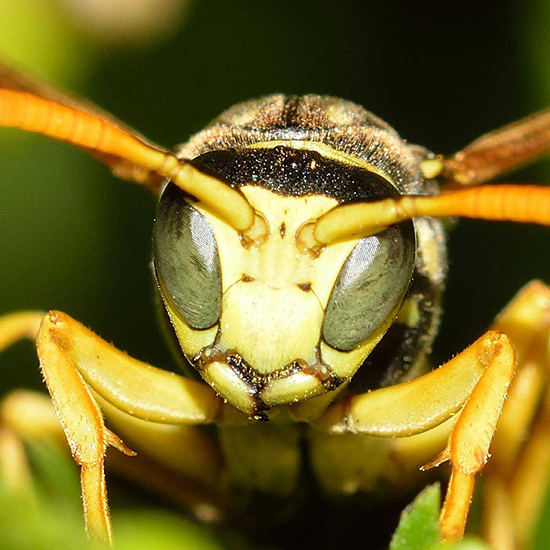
[153,145,415,417]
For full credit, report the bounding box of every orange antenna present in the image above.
[296,185,550,253]
[0,88,178,185]
[297,107,550,254]
[0,64,258,235]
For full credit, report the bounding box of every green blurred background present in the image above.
[0,0,549,548]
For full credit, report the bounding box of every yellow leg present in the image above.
[36,312,134,544]
[483,281,550,549]
[0,424,34,496]
[316,330,516,542]
[0,311,43,352]
[0,312,45,500]
[426,331,516,541]
[0,309,236,544]
[509,406,550,549]
[96,394,226,523]
[0,389,70,510]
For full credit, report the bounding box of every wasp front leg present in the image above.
[314,329,518,543]
[316,280,550,547]
[480,281,550,550]
[0,310,234,544]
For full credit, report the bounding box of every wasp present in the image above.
[0,62,550,549]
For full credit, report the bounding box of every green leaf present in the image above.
[389,484,442,550]
[389,484,491,550]
[439,539,491,550]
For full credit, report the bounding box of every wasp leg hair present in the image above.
[316,330,516,541]
[0,310,240,543]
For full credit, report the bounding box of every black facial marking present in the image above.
[190,146,397,204]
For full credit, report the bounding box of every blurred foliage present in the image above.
[0,450,488,550]
[0,0,85,84]
[58,0,191,47]
[0,0,549,549]
[0,441,223,550]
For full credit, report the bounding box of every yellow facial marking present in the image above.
[163,295,218,357]
[319,317,392,380]
[260,371,324,406]
[202,186,356,372]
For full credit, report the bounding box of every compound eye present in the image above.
[153,182,222,330]
[322,223,415,351]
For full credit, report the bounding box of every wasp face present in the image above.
[154,140,415,418]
